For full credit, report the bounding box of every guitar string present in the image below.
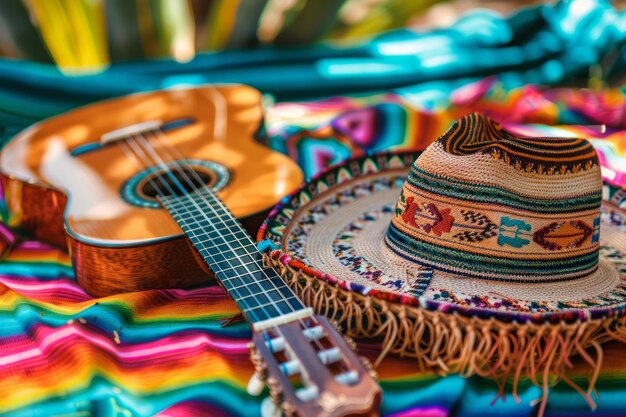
[122,132,295,321]
[113,87,345,377]
[119,141,272,316]
[144,125,352,375]
[144,126,344,368]
[119,133,342,384]
[145,83,334,361]
[120,139,271,317]
[142,139,304,314]
[151,87,313,324]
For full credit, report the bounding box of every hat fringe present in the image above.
[264,254,626,417]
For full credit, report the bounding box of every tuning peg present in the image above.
[260,397,282,417]
[282,400,297,417]
[261,380,297,417]
[266,376,281,399]
[360,355,379,380]
[342,334,357,350]
[247,373,266,397]
[248,343,267,376]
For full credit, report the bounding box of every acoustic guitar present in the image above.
[0,85,381,416]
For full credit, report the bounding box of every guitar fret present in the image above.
[221,279,290,314]
[198,238,256,252]
[219,276,248,290]
[169,208,233,223]
[196,245,259,264]
[225,274,277,289]
[191,236,255,250]
[221,269,286,289]
[225,290,265,315]
[235,286,295,303]
[217,260,265,274]
[245,296,300,312]
[165,193,230,214]
[200,229,247,239]
[185,223,232,234]
[244,309,263,323]
[175,210,238,225]
[230,282,292,306]
[218,267,268,282]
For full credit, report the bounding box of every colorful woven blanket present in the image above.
[1,79,625,416]
[1,2,626,414]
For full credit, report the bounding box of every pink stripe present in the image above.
[386,405,449,417]
[16,241,59,251]
[0,324,249,368]
[0,277,87,294]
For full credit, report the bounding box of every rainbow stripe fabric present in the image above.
[2,241,626,417]
[1,80,626,416]
[266,79,626,191]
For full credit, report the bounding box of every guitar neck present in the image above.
[160,188,308,325]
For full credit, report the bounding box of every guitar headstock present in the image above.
[248,314,381,417]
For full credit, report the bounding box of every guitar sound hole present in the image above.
[121,159,231,209]
[141,168,215,199]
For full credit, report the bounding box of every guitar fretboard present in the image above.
[160,188,307,324]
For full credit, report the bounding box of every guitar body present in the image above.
[0,85,304,296]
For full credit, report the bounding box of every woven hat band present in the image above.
[386,219,600,284]
[384,112,603,283]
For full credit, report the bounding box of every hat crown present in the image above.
[386,113,602,283]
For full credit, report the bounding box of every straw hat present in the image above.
[258,113,626,414]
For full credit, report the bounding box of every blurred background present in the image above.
[1,0,625,176]
[1,0,625,78]
[2,0,561,67]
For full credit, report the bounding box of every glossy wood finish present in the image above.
[1,173,68,248]
[0,85,304,296]
[68,233,213,296]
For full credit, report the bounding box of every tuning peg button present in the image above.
[247,373,266,396]
[260,397,282,417]
[335,370,359,385]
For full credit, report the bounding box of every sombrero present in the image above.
[258,112,626,413]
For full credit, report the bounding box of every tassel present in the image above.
[269,255,626,417]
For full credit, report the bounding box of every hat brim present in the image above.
[259,152,626,413]
[261,151,626,321]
